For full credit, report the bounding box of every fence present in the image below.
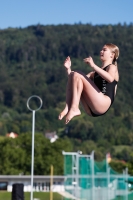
[62,151,132,200]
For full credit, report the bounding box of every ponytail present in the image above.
[113,58,117,66]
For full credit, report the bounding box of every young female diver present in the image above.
[58,43,119,124]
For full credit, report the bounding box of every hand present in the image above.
[64,56,71,70]
[83,56,95,68]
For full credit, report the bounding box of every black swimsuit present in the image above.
[90,65,118,117]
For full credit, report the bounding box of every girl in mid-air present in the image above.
[59,43,119,124]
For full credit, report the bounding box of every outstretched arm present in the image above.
[84,56,117,83]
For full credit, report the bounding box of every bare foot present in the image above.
[65,108,81,124]
[58,108,68,120]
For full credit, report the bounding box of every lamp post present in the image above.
[27,95,43,200]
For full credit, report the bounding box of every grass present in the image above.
[0,191,63,200]
[1,191,133,200]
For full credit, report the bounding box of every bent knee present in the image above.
[73,71,81,79]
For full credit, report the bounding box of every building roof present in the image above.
[0,175,64,181]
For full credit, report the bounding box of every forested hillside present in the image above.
[0,24,133,174]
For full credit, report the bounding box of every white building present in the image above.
[45,131,58,143]
[0,175,64,192]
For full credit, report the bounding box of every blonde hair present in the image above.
[105,43,119,66]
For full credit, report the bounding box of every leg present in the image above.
[80,95,92,116]
[65,71,111,123]
[58,72,73,120]
[65,72,83,124]
[59,57,72,120]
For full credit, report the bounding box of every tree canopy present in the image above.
[0,23,133,174]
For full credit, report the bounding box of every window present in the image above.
[0,182,8,190]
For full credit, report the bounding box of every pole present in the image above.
[91,151,95,200]
[76,153,79,200]
[30,110,35,200]
[27,95,43,200]
[125,167,128,200]
[107,167,110,200]
[50,165,54,200]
